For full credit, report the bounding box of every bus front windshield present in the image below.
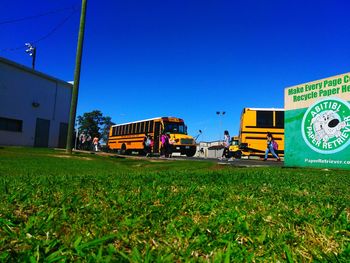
[231,139,239,146]
[164,122,186,134]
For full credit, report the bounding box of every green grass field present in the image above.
[0,147,349,262]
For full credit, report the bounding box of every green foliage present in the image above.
[0,147,349,262]
[100,116,114,143]
[76,110,115,140]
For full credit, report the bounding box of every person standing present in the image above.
[219,130,230,160]
[79,132,86,150]
[166,133,173,158]
[264,132,280,161]
[86,134,92,150]
[148,135,154,156]
[144,134,152,157]
[160,132,169,157]
[93,136,99,152]
[143,133,148,154]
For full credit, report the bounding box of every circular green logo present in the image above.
[301,97,350,154]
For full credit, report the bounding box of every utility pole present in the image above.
[66,0,88,153]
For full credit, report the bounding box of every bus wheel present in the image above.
[121,144,127,155]
[235,150,242,159]
[186,147,196,157]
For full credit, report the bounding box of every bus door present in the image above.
[153,121,161,154]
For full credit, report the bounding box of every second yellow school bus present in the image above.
[232,108,284,157]
[107,117,197,157]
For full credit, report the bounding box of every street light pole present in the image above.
[66,0,88,153]
[32,47,36,69]
[25,43,36,69]
[216,111,226,143]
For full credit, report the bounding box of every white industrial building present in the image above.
[195,141,224,158]
[0,57,73,148]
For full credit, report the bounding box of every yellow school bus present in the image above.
[107,117,197,157]
[230,108,284,157]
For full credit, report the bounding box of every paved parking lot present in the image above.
[81,150,284,167]
[172,156,284,167]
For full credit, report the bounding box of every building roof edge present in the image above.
[0,56,73,88]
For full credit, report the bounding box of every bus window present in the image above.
[137,122,141,133]
[141,122,145,133]
[145,121,149,133]
[275,111,284,128]
[150,121,154,132]
[164,122,186,134]
[112,127,116,136]
[231,138,239,146]
[256,111,273,128]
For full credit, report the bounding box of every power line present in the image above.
[0,5,78,26]
[0,9,78,52]
[33,10,78,44]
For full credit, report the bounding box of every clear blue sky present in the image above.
[2,0,350,141]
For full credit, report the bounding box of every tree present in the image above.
[76,110,115,142]
[100,116,115,143]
